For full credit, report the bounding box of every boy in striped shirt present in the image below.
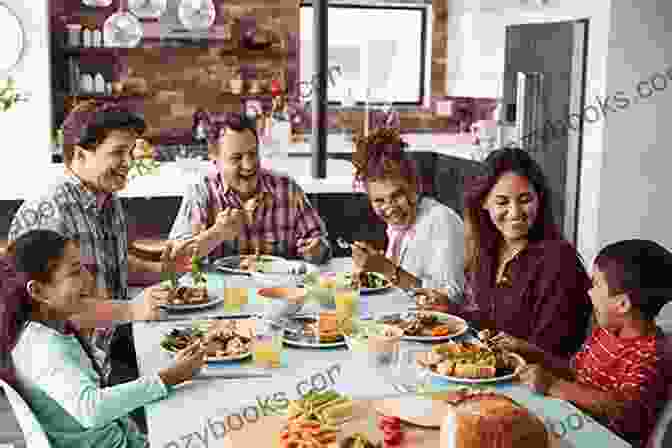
[491,239,672,447]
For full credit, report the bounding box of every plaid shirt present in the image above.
[573,326,664,445]
[169,162,332,264]
[8,173,128,380]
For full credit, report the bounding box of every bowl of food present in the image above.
[256,287,306,321]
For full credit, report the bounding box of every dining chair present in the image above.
[0,379,52,448]
[646,329,672,448]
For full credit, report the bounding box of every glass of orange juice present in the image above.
[252,318,284,368]
[335,287,360,334]
[223,287,249,312]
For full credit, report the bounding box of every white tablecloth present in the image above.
[132,258,630,448]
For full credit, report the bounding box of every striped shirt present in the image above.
[169,162,332,264]
[574,326,664,445]
[8,172,128,380]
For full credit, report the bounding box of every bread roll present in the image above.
[440,394,549,448]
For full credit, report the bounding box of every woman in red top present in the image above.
[496,239,672,447]
[417,147,592,358]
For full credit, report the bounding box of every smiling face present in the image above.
[214,128,259,199]
[367,178,417,226]
[28,241,93,318]
[73,130,136,193]
[482,172,540,244]
[588,266,631,330]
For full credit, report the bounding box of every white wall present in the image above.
[445,0,613,264]
[0,0,53,195]
[597,0,672,252]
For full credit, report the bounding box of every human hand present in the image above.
[158,341,207,386]
[489,331,541,357]
[212,207,245,241]
[130,285,164,321]
[517,364,557,395]
[413,288,449,310]
[297,237,322,259]
[351,241,386,273]
[161,238,199,274]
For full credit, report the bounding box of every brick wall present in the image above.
[51,0,495,143]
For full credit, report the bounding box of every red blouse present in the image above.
[460,239,593,358]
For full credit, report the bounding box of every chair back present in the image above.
[0,379,52,448]
[647,328,672,448]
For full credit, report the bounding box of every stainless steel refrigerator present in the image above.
[500,19,589,244]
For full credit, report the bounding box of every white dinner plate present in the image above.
[162,344,252,362]
[375,311,468,342]
[158,295,225,311]
[213,255,287,275]
[425,352,527,384]
[282,336,347,349]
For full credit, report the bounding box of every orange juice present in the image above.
[252,320,283,368]
[335,288,359,332]
[223,287,249,312]
[252,339,282,368]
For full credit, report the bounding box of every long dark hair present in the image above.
[0,230,105,386]
[594,239,672,321]
[463,147,562,274]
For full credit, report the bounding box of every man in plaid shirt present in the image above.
[8,101,193,387]
[169,112,332,264]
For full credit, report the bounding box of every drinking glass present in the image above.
[334,287,360,334]
[343,321,402,370]
[251,318,284,368]
[223,287,249,313]
[396,347,433,395]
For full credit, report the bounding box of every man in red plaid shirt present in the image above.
[489,239,672,447]
[169,112,332,264]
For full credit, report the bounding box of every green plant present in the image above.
[0,77,29,112]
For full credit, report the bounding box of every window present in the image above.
[299,2,429,106]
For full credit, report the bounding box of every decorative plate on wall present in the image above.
[103,2,144,47]
[178,0,215,30]
[82,0,114,7]
[128,0,168,19]
[0,2,25,75]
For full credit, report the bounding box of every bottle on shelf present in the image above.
[94,73,105,94]
[82,28,92,47]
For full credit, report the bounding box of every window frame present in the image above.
[299,1,430,107]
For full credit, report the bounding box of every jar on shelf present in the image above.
[66,24,82,47]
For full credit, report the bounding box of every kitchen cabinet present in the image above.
[433,154,481,216]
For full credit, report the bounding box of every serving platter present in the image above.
[375,311,468,342]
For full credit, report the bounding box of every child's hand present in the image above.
[158,341,207,386]
[517,364,557,395]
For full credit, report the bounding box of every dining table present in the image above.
[131,257,632,448]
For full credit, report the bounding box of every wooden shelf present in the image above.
[64,93,150,100]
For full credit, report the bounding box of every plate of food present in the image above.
[213,255,310,275]
[417,340,527,384]
[282,314,347,349]
[151,283,225,311]
[159,320,253,362]
[303,271,392,295]
[375,311,468,342]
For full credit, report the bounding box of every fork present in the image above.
[336,236,352,250]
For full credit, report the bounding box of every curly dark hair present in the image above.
[61,100,146,166]
[351,128,417,190]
